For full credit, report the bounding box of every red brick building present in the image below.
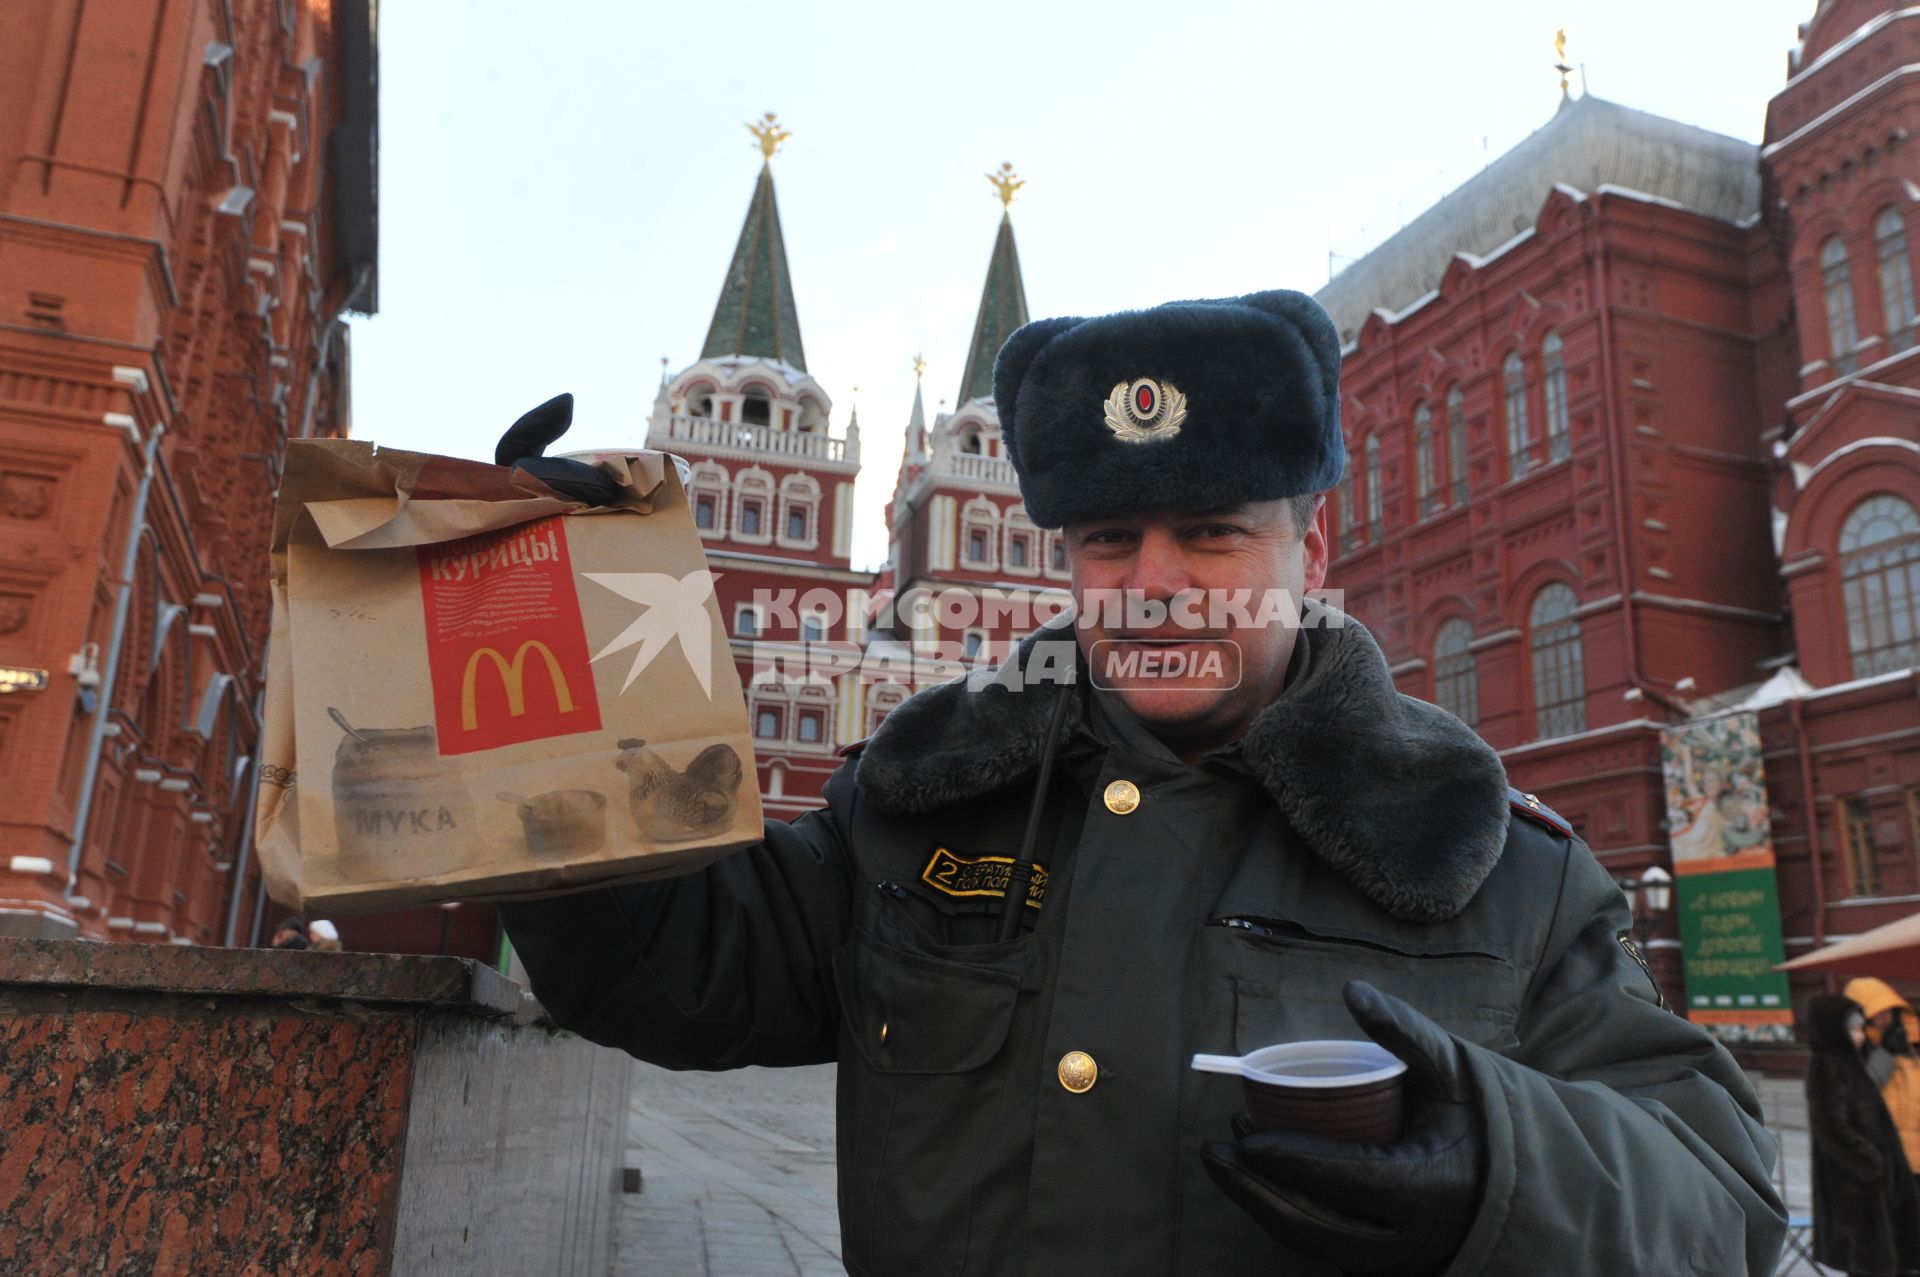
[1317,0,1920,1009]
[1760,0,1920,969]
[0,0,377,945]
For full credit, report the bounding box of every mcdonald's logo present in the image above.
[418,515,602,755]
[459,641,577,731]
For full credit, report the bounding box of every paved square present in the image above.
[610,1060,1819,1275]
[616,1062,842,1276]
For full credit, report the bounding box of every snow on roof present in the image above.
[1316,95,1760,341]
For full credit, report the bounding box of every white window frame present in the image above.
[1004,507,1040,577]
[960,498,1000,571]
[689,462,729,541]
[1045,531,1070,579]
[733,468,774,546]
[792,685,833,751]
[776,474,821,550]
[867,682,908,734]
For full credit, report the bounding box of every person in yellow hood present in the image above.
[1846,977,1920,1179]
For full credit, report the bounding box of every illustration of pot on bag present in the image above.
[329,707,476,862]
[498,788,608,857]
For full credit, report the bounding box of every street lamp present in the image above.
[1615,865,1674,945]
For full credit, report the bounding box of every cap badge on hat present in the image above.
[1103,378,1187,444]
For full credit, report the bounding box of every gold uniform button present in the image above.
[1058,1050,1098,1093]
[879,1021,889,1047]
[1103,780,1141,815]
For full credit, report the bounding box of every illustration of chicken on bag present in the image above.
[613,739,744,841]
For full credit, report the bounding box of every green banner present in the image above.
[1661,712,1794,1044]
[1674,867,1792,1031]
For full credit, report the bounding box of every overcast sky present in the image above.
[347,0,1814,568]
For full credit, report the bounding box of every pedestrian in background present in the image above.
[1806,993,1920,1277]
[308,919,342,952]
[268,917,309,950]
[1849,977,1920,1196]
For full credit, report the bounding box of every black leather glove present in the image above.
[495,392,626,507]
[1885,1015,1911,1055]
[1201,981,1486,1276]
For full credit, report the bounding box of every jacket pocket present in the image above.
[835,925,1023,1073]
[1204,917,1525,1054]
[832,927,1030,1277]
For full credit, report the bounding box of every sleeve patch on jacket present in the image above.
[1618,931,1670,1012]
[922,846,1047,909]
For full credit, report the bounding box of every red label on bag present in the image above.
[417,517,602,755]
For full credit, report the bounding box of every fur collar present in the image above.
[854,608,1510,923]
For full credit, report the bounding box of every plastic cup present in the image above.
[1193,1040,1408,1142]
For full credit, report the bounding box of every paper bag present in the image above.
[256,440,762,913]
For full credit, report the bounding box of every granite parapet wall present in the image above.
[0,938,627,1276]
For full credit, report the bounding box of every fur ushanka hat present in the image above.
[992,289,1347,529]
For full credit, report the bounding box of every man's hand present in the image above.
[495,392,626,506]
[1201,981,1486,1276]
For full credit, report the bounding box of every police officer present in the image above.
[498,291,1785,1275]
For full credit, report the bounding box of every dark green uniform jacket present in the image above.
[502,616,1786,1276]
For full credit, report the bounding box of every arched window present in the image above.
[1433,617,1478,726]
[1413,404,1436,518]
[1840,495,1920,676]
[1337,458,1358,555]
[1504,352,1532,479]
[1542,331,1570,463]
[1823,236,1860,375]
[1877,209,1917,354]
[1364,433,1382,538]
[1446,386,1468,506]
[1529,583,1585,739]
[740,388,773,427]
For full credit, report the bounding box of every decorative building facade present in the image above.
[643,124,868,819]
[882,176,1073,678]
[1316,0,1920,1009]
[0,0,377,943]
[636,145,1068,816]
[1757,0,1920,968]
